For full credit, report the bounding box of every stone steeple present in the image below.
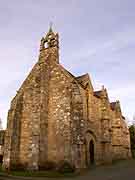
[40,26,59,50]
[39,26,59,64]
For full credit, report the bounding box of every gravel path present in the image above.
[0,159,135,180]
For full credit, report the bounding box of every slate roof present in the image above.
[76,73,91,88]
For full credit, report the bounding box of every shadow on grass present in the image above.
[0,159,134,178]
[0,164,78,178]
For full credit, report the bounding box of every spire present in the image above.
[48,21,53,33]
[0,118,3,130]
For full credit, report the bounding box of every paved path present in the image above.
[0,159,135,180]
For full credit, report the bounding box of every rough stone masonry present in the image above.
[2,27,131,170]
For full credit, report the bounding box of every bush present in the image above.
[39,161,56,171]
[10,163,27,171]
[57,161,75,173]
[129,125,135,158]
[131,149,135,158]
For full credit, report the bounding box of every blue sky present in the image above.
[0,0,135,128]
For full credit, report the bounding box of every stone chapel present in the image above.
[2,27,131,170]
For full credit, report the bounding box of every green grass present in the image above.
[10,170,78,178]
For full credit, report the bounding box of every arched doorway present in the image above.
[89,140,94,164]
[0,155,3,164]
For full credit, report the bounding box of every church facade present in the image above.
[2,28,131,170]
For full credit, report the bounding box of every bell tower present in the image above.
[39,25,59,63]
[40,25,59,49]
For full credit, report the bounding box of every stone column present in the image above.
[71,82,85,169]
[3,93,23,170]
[27,80,40,170]
[38,59,50,167]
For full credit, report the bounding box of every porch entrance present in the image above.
[89,140,94,164]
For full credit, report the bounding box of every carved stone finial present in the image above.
[116,100,120,108]
[102,85,105,90]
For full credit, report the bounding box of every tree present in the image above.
[129,123,135,158]
[133,114,135,125]
[0,118,3,130]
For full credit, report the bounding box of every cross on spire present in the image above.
[49,21,53,33]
